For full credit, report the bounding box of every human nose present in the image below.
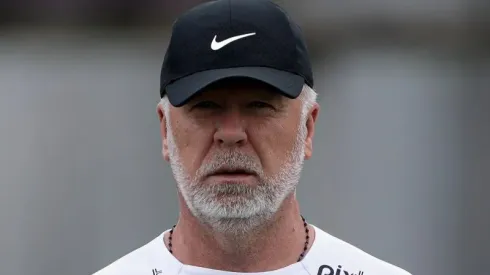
[213,109,247,146]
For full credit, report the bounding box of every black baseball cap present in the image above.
[160,0,314,107]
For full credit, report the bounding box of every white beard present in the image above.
[166,117,307,234]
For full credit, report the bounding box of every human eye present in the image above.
[248,101,274,109]
[192,101,221,110]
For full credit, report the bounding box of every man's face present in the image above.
[158,80,318,232]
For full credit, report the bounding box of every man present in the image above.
[93,0,411,274]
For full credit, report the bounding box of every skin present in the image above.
[157,79,319,272]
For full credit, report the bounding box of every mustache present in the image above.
[196,151,262,178]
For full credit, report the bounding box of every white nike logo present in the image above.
[210,32,256,50]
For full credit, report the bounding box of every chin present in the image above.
[192,199,279,234]
[181,179,293,233]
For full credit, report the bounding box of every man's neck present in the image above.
[166,196,313,272]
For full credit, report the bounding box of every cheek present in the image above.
[172,120,214,173]
[249,120,299,173]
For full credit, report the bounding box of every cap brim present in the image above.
[164,67,304,107]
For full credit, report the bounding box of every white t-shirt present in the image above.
[93,225,411,275]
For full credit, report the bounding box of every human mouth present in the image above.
[207,168,257,182]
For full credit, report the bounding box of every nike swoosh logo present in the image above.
[211,32,256,50]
